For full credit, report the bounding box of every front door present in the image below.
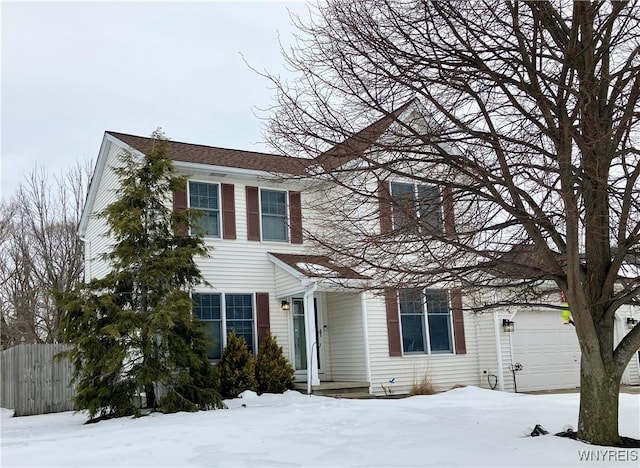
[292,298,323,378]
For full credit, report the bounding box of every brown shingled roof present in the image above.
[314,100,414,171]
[107,131,312,176]
[270,253,369,280]
[480,244,566,280]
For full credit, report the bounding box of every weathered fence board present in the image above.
[0,343,75,416]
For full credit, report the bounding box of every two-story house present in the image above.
[79,106,639,396]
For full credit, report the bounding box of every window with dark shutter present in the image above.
[173,187,188,236]
[261,189,288,241]
[390,182,443,234]
[442,185,456,236]
[246,186,260,241]
[189,181,221,237]
[221,183,236,239]
[255,292,270,348]
[378,180,392,234]
[226,294,255,353]
[450,289,466,354]
[395,287,456,355]
[417,186,443,234]
[289,191,303,244]
[384,288,402,356]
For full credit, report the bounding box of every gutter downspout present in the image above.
[360,291,372,394]
[493,311,505,391]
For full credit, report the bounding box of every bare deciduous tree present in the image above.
[265,0,640,446]
[0,162,91,348]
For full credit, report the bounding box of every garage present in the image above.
[509,310,581,392]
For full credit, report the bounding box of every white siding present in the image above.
[325,292,367,381]
[84,142,125,280]
[618,305,640,386]
[85,150,315,361]
[623,352,640,386]
[189,175,315,360]
[473,311,510,391]
[274,267,305,298]
[366,293,480,396]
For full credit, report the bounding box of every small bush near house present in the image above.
[219,330,257,398]
[255,332,294,394]
[409,372,438,396]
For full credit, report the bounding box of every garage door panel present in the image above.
[510,310,581,391]
[516,371,580,392]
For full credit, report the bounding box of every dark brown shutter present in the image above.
[442,185,456,236]
[450,289,466,354]
[173,187,188,236]
[379,180,392,234]
[289,191,303,244]
[246,186,260,241]
[384,288,402,356]
[256,292,270,348]
[221,183,236,239]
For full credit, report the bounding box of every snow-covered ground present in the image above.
[1,387,639,467]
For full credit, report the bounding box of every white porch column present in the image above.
[304,283,320,393]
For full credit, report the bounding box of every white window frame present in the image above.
[399,288,454,355]
[188,180,221,238]
[259,188,289,242]
[191,292,257,359]
[390,181,443,233]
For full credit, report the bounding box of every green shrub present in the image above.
[219,330,256,398]
[158,320,225,412]
[159,363,224,413]
[255,332,294,394]
[77,375,138,423]
[159,390,198,413]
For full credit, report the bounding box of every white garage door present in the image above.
[511,310,581,392]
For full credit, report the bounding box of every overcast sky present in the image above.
[1,0,308,200]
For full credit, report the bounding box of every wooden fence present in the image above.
[1,343,76,416]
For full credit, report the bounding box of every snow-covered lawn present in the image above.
[1,387,638,467]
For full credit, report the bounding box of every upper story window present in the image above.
[390,182,442,234]
[399,288,453,354]
[260,189,288,242]
[189,181,220,237]
[246,187,302,244]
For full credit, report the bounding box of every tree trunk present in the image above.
[577,351,621,446]
[145,382,157,409]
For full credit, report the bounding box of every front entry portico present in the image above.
[292,297,324,383]
[269,252,372,394]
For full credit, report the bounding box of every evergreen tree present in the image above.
[219,330,257,399]
[255,332,294,395]
[59,130,223,421]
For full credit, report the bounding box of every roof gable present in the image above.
[269,253,368,280]
[314,100,415,171]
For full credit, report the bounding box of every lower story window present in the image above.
[399,288,453,354]
[192,292,255,359]
[225,294,254,353]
